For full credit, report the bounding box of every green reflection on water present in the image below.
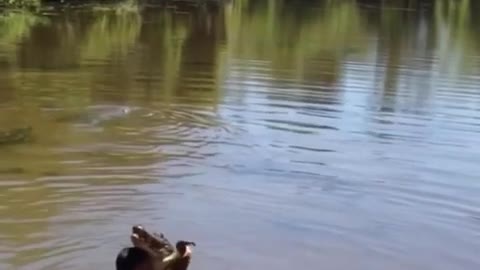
[0,0,479,268]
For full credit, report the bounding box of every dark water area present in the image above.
[0,0,479,269]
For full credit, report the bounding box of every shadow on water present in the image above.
[0,0,479,269]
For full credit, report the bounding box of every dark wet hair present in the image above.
[116,247,152,270]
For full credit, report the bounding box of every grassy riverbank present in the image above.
[0,0,40,9]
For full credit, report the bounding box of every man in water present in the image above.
[116,247,155,270]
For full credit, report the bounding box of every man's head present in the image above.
[116,247,154,270]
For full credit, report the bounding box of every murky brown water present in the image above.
[0,0,479,269]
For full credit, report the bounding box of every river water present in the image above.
[0,1,479,269]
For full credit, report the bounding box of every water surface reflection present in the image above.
[0,1,479,269]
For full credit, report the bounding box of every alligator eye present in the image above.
[132,225,143,231]
[132,225,146,236]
